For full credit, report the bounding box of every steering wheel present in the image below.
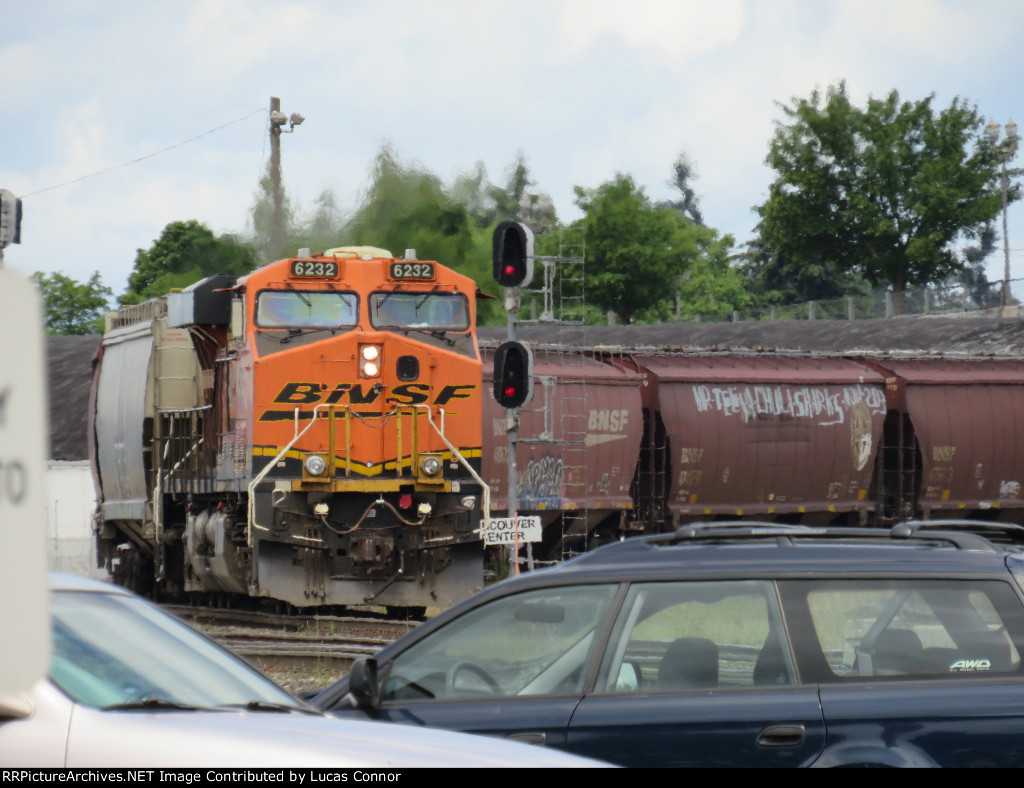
[444,661,503,696]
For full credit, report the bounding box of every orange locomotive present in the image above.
[91,247,487,611]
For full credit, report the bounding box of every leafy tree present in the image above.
[451,153,558,236]
[658,152,704,226]
[344,146,506,324]
[758,82,1016,313]
[122,220,257,305]
[450,161,498,228]
[739,231,868,306]
[248,160,297,263]
[31,270,113,334]
[346,146,476,266]
[573,174,744,324]
[675,227,751,320]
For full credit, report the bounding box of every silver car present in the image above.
[0,574,607,768]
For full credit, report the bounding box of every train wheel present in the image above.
[113,545,154,598]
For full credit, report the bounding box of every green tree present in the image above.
[345,146,507,324]
[346,146,476,266]
[31,270,113,334]
[122,220,257,305]
[248,160,297,263]
[658,151,704,226]
[758,82,1015,313]
[675,226,751,320]
[574,174,746,324]
[450,153,558,236]
[739,231,868,307]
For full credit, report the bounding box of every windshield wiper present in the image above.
[285,284,312,307]
[102,697,207,712]
[403,327,456,346]
[279,327,338,344]
[215,701,322,715]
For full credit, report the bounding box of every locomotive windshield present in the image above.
[256,290,358,328]
[370,291,469,331]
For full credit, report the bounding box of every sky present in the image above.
[3,0,1023,299]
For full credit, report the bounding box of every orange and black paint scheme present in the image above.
[91,247,485,611]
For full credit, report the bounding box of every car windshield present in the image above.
[382,585,617,701]
[49,590,300,710]
[256,290,357,328]
[370,292,469,331]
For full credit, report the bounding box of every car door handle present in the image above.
[757,724,806,748]
[507,731,548,746]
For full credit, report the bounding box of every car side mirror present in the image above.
[348,657,381,709]
[0,692,33,720]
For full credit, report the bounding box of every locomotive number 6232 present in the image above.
[390,262,435,280]
[291,260,339,278]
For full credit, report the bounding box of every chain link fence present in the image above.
[684,279,1024,323]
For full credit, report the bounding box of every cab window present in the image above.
[256,290,357,328]
[595,580,794,693]
[370,292,469,331]
[381,585,617,702]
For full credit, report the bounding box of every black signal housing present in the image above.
[492,221,535,288]
[493,341,534,409]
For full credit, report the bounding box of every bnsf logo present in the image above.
[272,382,476,407]
[588,408,629,431]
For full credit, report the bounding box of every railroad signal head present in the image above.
[492,221,534,288]
[493,341,533,409]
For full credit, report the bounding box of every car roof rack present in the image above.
[643,521,1005,552]
[895,519,1024,548]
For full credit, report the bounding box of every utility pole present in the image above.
[0,189,23,268]
[268,97,305,260]
[985,118,1018,308]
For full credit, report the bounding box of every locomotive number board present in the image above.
[389,262,435,280]
[291,260,340,278]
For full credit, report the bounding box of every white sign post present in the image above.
[0,268,50,693]
[483,515,542,546]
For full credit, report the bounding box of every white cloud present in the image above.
[555,0,745,67]
[182,0,317,84]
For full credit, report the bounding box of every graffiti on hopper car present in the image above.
[518,455,564,505]
[692,384,885,426]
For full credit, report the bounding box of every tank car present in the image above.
[92,247,486,611]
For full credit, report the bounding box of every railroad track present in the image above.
[164,604,420,673]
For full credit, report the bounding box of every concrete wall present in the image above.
[45,461,110,581]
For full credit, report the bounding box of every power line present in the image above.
[22,108,266,199]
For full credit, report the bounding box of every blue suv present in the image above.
[312,522,1024,767]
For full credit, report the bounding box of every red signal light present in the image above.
[492,221,534,288]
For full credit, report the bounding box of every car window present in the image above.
[381,585,617,702]
[789,580,1024,680]
[595,580,794,693]
[49,590,300,709]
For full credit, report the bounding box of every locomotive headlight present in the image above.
[360,344,382,378]
[304,455,328,476]
[420,456,442,477]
